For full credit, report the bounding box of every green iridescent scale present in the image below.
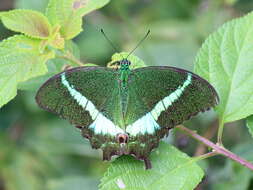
[36,58,219,169]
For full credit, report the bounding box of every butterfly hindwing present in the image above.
[125,66,218,136]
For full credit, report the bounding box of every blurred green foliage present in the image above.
[1,0,253,189]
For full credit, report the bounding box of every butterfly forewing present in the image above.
[36,67,123,128]
[125,66,218,134]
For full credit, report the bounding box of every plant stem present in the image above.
[217,119,224,145]
[193,151,219,161]
[177,125,253,171]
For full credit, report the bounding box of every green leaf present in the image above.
[108,52,146,69]
[99,142,204,190]
[48,25,65,49]
[18,40,81,91]
[18,40,82,91]
[77,0,110,16]
[194,12,253,123]
[246,115,253,138]
[0,9,52,39]
[0,35,54,108]
[18,40,86,91]
[84,63,99,66]
[46,0,110,40]
[18,59,66,91]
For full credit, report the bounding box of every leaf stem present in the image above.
[217,119,224,145]
[177,125,253,171]
[193,151,219,161]
[57,51,84,66]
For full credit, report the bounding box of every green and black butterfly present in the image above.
[36,55,219,169]
[36,26,218,169]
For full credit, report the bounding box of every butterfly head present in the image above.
[119,59,131,70]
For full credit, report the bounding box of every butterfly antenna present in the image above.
[126,29,150,59]
[100,29,125,61]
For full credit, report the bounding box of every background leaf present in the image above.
[0,9,52,39]
[17,59,66,91]
[45,0,110,40]
[18,40,81,91]
[0,35,54,108]
[78,0,110,16]
[99,142,204,190]
[194,12,253,124]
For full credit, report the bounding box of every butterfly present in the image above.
[36,57,219,169]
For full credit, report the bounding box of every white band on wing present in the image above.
[61,73,124,136]
[126,74,192,136]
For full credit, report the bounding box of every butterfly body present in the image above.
[118,59,131,119]
[36,58,218,169]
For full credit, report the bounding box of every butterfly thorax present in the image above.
[119,59,131,120]
[119,59,131,86]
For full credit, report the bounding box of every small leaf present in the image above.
[0,35,54,108]
[246,115,253,138]
[18,40,82,91]
[84,63,98,66]
[1,9,52,39]
[46,0,110,39]
[99,142,204,190]
[77,0,110,16]
[108,52,146,69]
[194,12,253,123]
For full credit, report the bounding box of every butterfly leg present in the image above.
[102,151,111,161]
[144,158,152,170]
[75,126,83,129]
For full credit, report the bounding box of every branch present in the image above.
[176,125,253,171]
